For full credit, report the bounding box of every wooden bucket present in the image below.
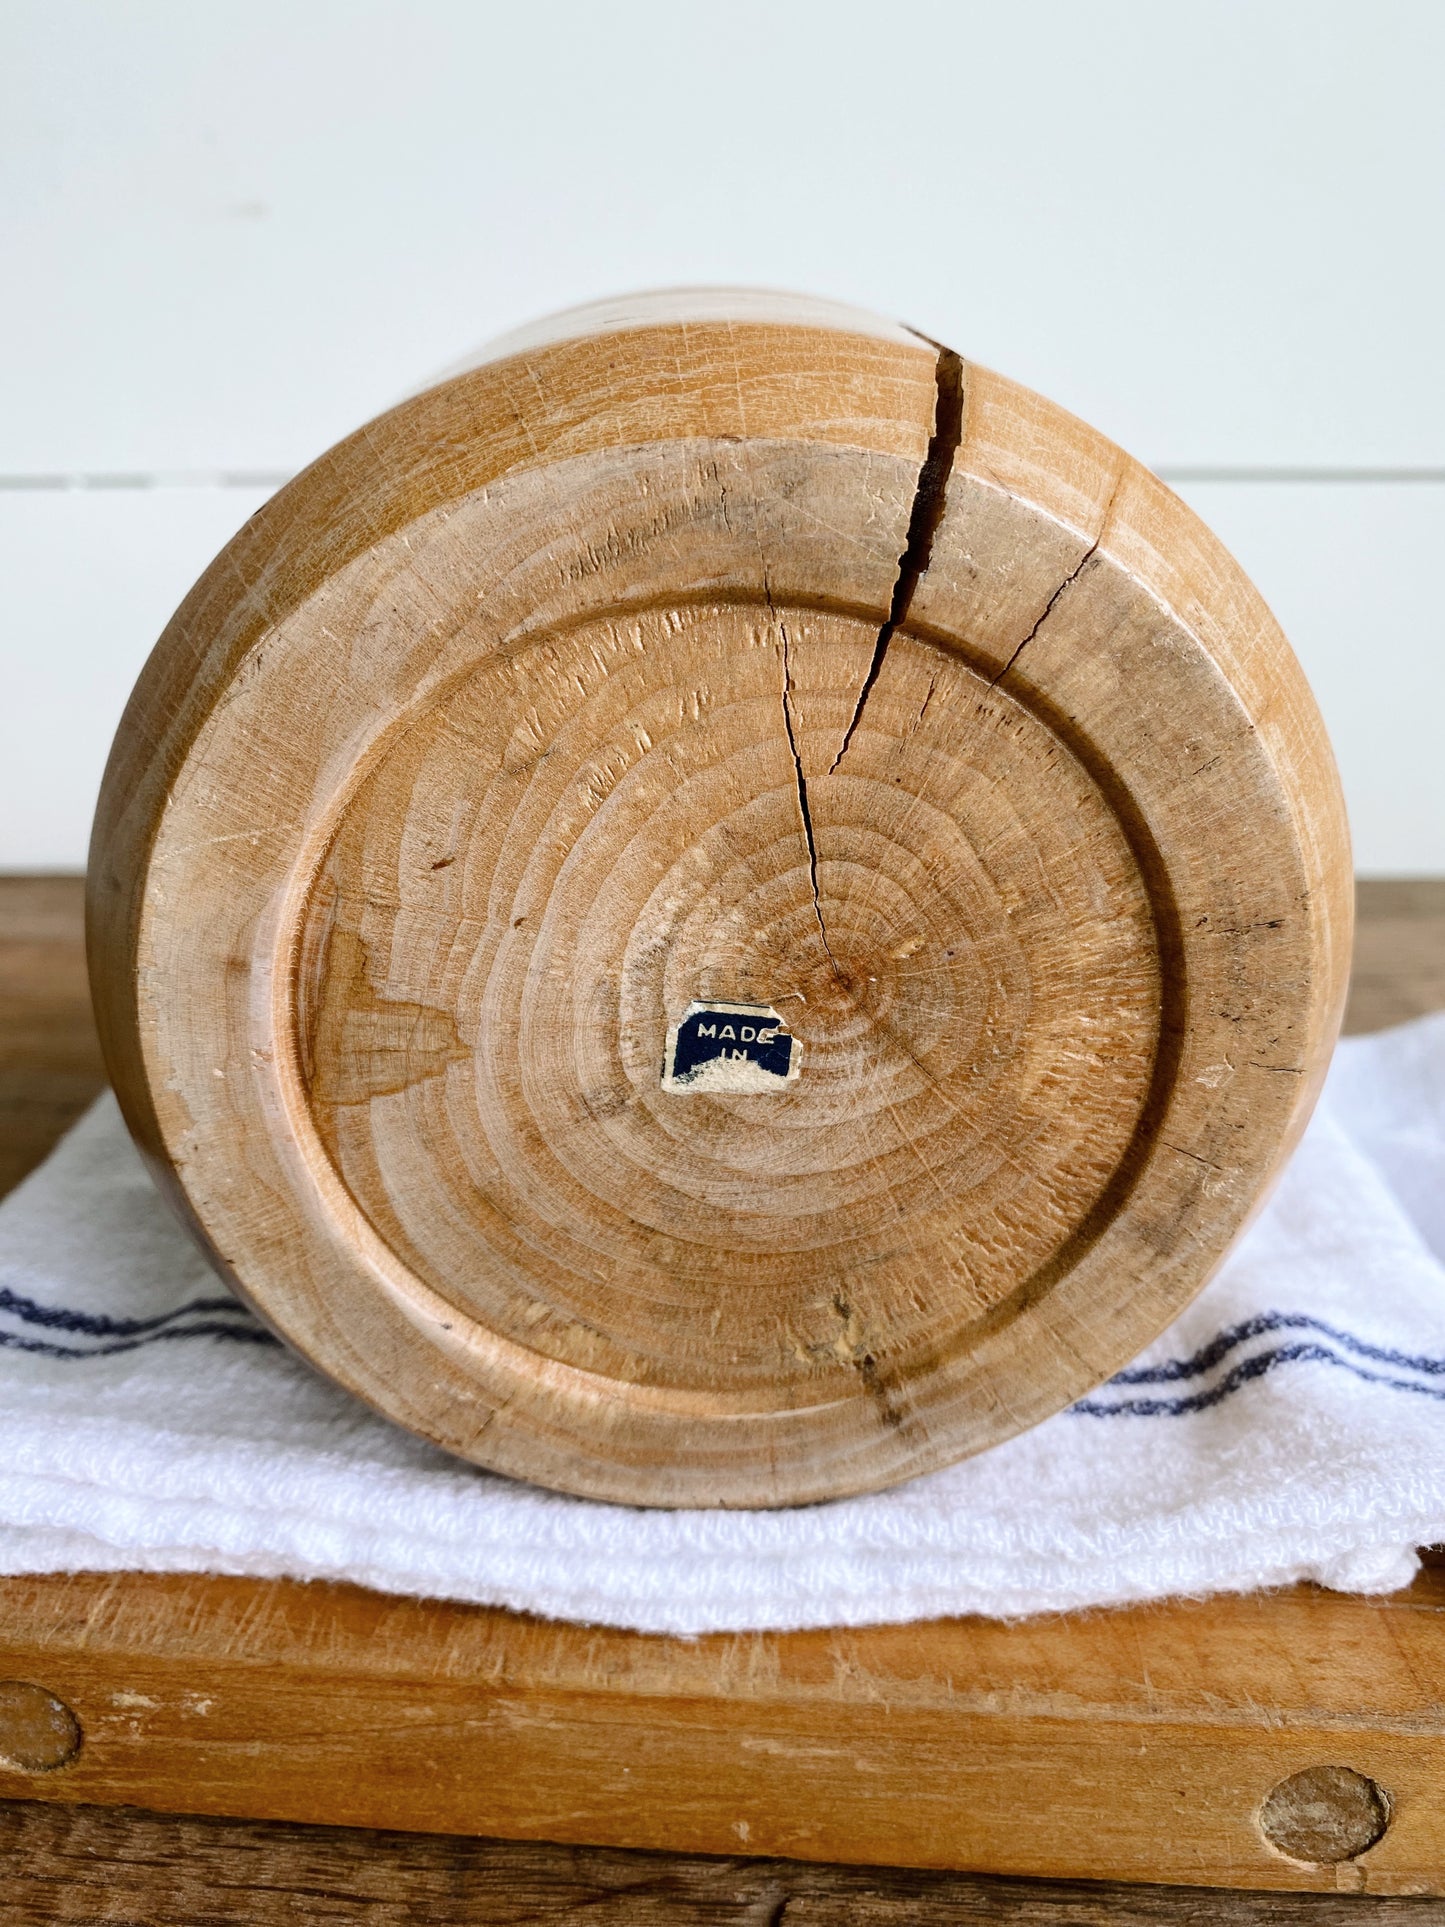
[87,291,1351,1506]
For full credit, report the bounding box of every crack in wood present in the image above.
[829,341,965,773]
[780,626,841,979]
[988,465,1122,690]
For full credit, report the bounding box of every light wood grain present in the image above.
[4,875,1432,1209]
[7,483,1442,879]
[86,292,1351,1506]
[4,1564,1445,1897]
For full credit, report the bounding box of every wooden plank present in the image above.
[1349,881,1445,1034]
[0,876,103,1199]
[0,875,1442,1902]
[5,1566,1445,1895]
[3,1797,1442,1927]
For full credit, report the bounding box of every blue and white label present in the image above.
[661,1001,800,1094]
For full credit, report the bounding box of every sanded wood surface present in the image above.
[86,291,1354,1508]
[6,1563,1445,1898]
[0,876,1441,1913]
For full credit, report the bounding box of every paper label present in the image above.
[661,1001,800,1094]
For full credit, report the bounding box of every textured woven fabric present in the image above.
[1,1015,1442,1634]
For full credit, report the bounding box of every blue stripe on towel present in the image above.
[0,1283,251,1339]
[0,1282,276,1358]
[1107,1310,1445,1385]
[0,1321,280,1360]
[6,1276,1444,1420]
[1075,1333,1445,1418]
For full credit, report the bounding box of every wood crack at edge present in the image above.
[828,339,965,773]
[987,462,1124,691]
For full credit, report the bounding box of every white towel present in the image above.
[1,1014,1443,1635]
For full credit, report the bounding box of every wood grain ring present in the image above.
[88,292,1351,1505]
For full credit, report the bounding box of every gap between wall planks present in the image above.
[0,874,1443,1904]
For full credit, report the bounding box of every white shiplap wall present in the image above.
[3,0,1442,870]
